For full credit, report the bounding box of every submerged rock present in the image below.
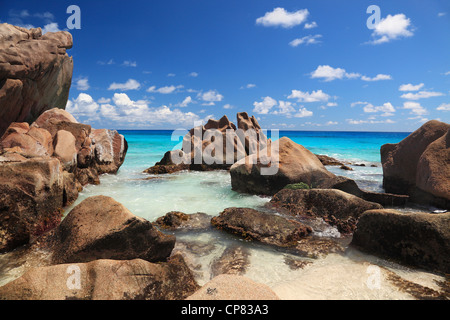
[270,189,383,234]
[211,207,312,247]
[210,245,251,278]
[0,23,73,137]
[351,209,450,274]
[154,211,212,231]
[381,120,450,209]
[0,254,199,300]
[37,196,175,264]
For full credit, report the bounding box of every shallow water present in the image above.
[1,130,447,299]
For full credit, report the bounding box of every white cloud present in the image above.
[437,103,450,111]
[289,34,322,47]
[304,21,318,29]
[288,89,330,102]
[438,12,447,17]
[400,91,444,100]
[294,107,314,118]
[444,71,450,76]
[351,101,369,107]
[241,83,257,89]
[325,121,338,126]
[253,96,277,114]
[189,72,199,77]
[347,119,396,125]
[178,96,193,107]
[361,74,392,81]
[310,65,360,81]
[403,101,428,115]
[75,77,90,91]
[147,85,184,94]
[97,97,111,104]
[223,104,234,109]
[42,22,60,34]
[369,14,414,44]
[363,102,396,116]
[122,61,137,67]
[272,101,296,115]
[256,7,309,28]
[198,90,224,104]
[108,79,141,91]
[66,93,99,118]
[98,59,115,66]
[399,83,425,91]
[167,73,176,77]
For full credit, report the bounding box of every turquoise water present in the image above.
[65,130,410,221]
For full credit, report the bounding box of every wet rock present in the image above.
[351,209,450,274]
[211,207,312,247]
[154,211,212,231]
[0,254,199,300]
[315,154,348,166]
[284,255,313,270]
[37,196,175,264]
[270,189,383,234]
[211,245,251,277]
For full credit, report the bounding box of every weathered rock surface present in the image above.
[211,207,312,247]
[230,137,336,196]
[0,158,64,253]
[186,274,280,300]
[0,24,73,137]
[270,189,383,234]
[0,109,128,253]
[144,112,269,174]
[0,255,199,300]
[381,120,450,209]
[37,196,175,264]
[351,209,450,274]
[211,245,251,278]
[153,211,212,231]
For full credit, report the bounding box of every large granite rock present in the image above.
[270,189,383,234]
[0,255,199,300]
[0,23,73,137]
[0,158,64,253]
[351,209,450,274]
[144,112,269,174]
[91,129,128,174]
[230,137,336,195]
[37,196,175,264]
[381,120,450,209]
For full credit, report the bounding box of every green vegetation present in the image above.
[284,182,311,190]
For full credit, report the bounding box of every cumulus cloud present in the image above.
[363,102,396,116]
[289,34,322,47]
[403,101,428,115]
[272,101,296,115]
[294,107,314,118]
[347,119,396,125]
[75,77,90,91]
[197,90,224,105]
[304,21,318,29]
[256,7,309,28]
[361,74,392,81]
[253,96,278,114]
[178,96,194,107]
[310,65,360,82]
[189,72,199,77]
[369,14,414,44]
[437,103,450,111]
[399,83,425,91]
[147,85,184,94]
[122,61,137,67]
[241,83,257,89]
[108,79,141,91]
[400,91,444,100]
[66,93,99,119]
[288,89,330,102]
[42,22,60,34]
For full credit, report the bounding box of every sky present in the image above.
[1,0,449,132]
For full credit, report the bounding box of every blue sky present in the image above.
[1,0,449,131]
